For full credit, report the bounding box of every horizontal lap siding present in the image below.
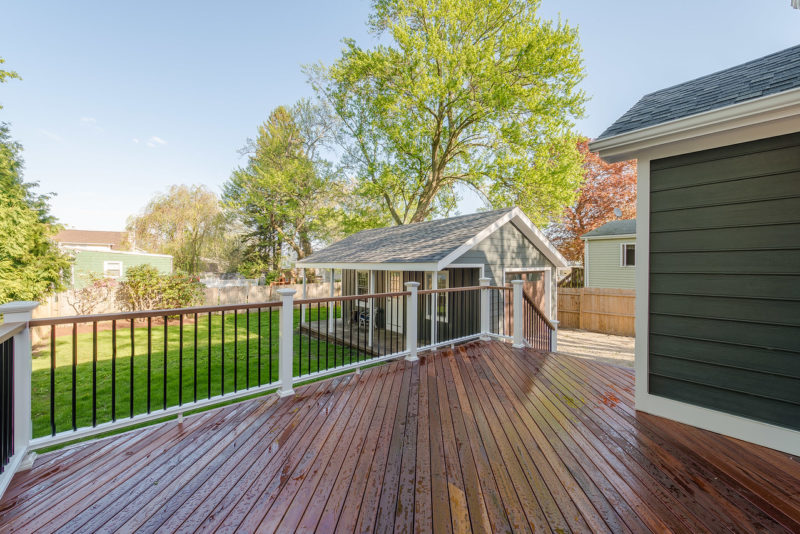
[585,238,636,289]
[649,132,800,431]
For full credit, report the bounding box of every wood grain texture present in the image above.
[2,340,799,533]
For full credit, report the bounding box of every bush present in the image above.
[116,265,204,311]
[65,274,118,315]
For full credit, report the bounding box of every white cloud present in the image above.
[79,116,103,132]
[145,136,167,148]
[40,129,63,142]
[132,138,140,144]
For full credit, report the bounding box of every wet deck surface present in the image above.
[1,340,799,532]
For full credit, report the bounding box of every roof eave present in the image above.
[589,86,800,162]
[581,233,636,241]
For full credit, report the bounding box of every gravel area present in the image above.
[556,328,635,368]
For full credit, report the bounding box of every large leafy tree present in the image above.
[223,100,342,277]
[126,184,231,274]
[546,139,637,262]
[0,58,70,303]
[308,0,586,225]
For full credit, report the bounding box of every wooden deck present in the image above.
[1,340,799,533]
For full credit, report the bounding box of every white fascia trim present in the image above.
[590,86,800,162]
[437,207,568,270]
[581,234,636,241]
[295,261,439,272]
[67,246,173,259]
[637,394,800,456]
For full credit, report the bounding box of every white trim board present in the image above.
[581,234,636,241]
[590,86,800,162]
[502,267,554,320]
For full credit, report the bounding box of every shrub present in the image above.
[116,265,204,311]
[65,274,118,315]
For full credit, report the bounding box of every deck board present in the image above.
[2,340,799,533]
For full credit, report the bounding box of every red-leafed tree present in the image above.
[547,139,637,262]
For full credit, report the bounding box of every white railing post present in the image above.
[328,268,335,332]
[550,319,559,352]
[277,289,296,397]
[511,280,524,348]
[0,301,38,498]
[405,282,419,361]
[479,277,490,340]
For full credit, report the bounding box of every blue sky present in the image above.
[1,1,798,230]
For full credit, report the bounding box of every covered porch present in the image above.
[2,339,798,533]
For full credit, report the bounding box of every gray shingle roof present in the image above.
[299,208,514,264]
[597,45,800,140]
[582,219,636,239]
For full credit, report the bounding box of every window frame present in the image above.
[103,260,123,278]
[621,243,636,267]
[424,270,449,322]
[356,270,369,295]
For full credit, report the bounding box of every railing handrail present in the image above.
[28,300,282,327]
[521,292,555,331]
[0,322,25,345]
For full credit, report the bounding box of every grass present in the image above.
[30,305,370,440]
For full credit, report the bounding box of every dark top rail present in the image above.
[29,300,282,327]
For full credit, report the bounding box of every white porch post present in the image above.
[511,280,524,348]
[550,319,559,352]
[277,289,296,397]
[368,270,375,348]
[328,268,335,332]
[430,271,437,346]
[479,277,490,340]
[405,282,419,361]
[0,301,38,498]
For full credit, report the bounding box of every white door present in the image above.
[387,271,404,333]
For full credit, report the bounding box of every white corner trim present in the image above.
[590,86,800,162]
[437,207,568,270]
[637,394,800,456]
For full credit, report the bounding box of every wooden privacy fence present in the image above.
[558,287,635,336]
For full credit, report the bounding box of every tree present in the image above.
[546,139,637,262]
[307,0,586,225]
[0,58,71,304]
[126,185,231,274]
[115,265,204,311]
[223,100,343,277]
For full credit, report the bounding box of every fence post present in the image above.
[479,278,490,340]
[550,319,559,352]
[277,289,296,397]
[511,280,524,348]
[405,282,419,361]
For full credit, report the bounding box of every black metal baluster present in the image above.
[163,317,168,410]
[348,300,353,365]
[72,323,77,431]
[268,306,273,383]
[194,312,198,402]
[257,307,262,386]
[221,310,225,395]
[130,318,135,419]
[147,317,151,414]
[233,310,238,392]
[299,304,303,376]
[207,312,212,399]
[246,308,250,389]
[179,314,183,406]
[93,321,98,426]
[112,320,117,421]
[325,302,330,370]
[50,325,56,435]
[316,302,320,372]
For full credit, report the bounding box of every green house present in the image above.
[581,219,636,289]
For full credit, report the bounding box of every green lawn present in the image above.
[31,305,365,439]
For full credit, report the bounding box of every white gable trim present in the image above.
[437,207,568,270]
[581,233,636,241]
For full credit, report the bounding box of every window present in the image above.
[356,270,369,295]
[104,260,123,278]
[621,243,635,267]
[424,271,449,321]
[388,271,402,292]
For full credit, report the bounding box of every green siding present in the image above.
[584,237,636,289]
[649,131,800,432]
[70,250,173,288]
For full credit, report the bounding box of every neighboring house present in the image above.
[590,45,800,455]
[296,207,568,344]
[54,229,173,288]
[581,219,636,289]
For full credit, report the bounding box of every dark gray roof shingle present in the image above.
[597,45,800,139]
[299,208,513,264]
[582,219,636,238]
